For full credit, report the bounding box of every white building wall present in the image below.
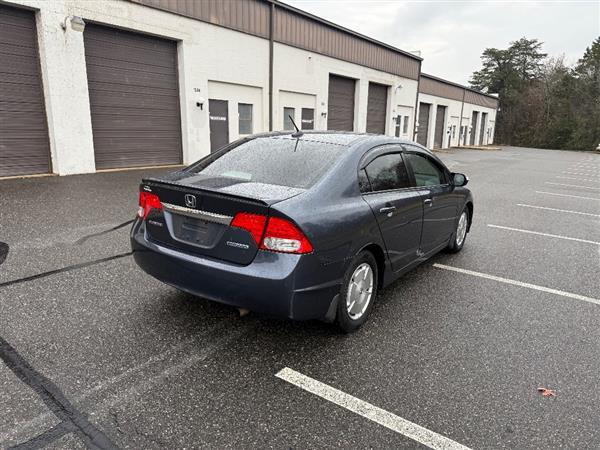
[461,103,497,146]
[6,0,270,175]
[273,43,419,136]
[418,92,497,148]
[417,93,463,149]
[6,0,420,176]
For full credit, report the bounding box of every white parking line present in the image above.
[535,191,600,201]
[517,204,600,218]
[487,224,600,246]
[276,367,471,450]
[545,182,600,191]
[556,176,600,184]
[433,264,600,307]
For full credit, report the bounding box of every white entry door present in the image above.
[394,105,413,139]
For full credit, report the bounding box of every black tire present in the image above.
[336,251,378,333]
[447,206,470,253]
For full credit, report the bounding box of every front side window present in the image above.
[364,153,411,192]
[283,107,295,130]
[238,103,253,135]
[404,153,445,187]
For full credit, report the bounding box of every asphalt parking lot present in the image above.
[1,146,599,449]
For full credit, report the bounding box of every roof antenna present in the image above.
[289,115,303,138]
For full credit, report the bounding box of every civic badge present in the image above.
[184,194,196,208]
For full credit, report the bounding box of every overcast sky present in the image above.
[284,0,600,85]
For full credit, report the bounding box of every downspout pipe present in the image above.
[413,62,421,141]
[457,88,466,147]
[269,2,274,131]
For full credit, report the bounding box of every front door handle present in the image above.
[379,206,396,214]
[424,198,433,207]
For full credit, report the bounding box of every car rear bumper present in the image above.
[131,221,342,320]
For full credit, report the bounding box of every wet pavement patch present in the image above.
[0,252,132,289]
[75,220,134,245]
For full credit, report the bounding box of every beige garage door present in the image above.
[84,24,182,170]
[0,4,51,177]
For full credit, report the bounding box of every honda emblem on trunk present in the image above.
[184,194,196,208]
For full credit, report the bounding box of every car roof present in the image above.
[249,130,419,147]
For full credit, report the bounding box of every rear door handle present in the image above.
[379,206,396,213]
[424,199,433,206]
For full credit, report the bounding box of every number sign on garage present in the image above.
[0,4,51,177]
[84,24,182,170]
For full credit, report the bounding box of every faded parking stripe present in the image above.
[487,224,600,246]
[433,264,600,307]
[276,367,471,450]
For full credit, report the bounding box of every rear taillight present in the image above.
[230,213,313,254]
[230,212,267,244]
[138,191,162,219]
[261,217,313,254]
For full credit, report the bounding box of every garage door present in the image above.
[433,105,446,149]
[416,102,430,147]
[366,82,387,134]
[479,112,487,145]
[84,24,182,170]
[327,74,355,131]
[0,4,51,177]
[469,111,479,145]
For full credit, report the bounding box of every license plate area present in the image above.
[170,214,223,248]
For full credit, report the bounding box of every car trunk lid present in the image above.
[140,178,303,265]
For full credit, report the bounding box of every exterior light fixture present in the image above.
[61,15,86,32]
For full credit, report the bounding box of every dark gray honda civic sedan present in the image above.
[131,131,472,332]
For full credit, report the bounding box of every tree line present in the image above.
[470,37,600,151]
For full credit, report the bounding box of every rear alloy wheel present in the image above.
[447,208,469,253]
[336,251,378,333]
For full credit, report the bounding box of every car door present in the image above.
[360,147,423,272]
[403,147,457,254]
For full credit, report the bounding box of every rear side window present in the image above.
[404,153,445,186]
[364,153,411,192]
[189,137,346,189]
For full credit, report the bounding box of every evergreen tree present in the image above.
[469,37,600,151]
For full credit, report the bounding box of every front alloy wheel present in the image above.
[448,208,469,253]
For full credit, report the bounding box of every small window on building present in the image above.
[395,115,401,137]
[238,103,253,135]
[452,125,456,138]
[403,116,409,134]
[283,107,295,130]
[301,108,314,130]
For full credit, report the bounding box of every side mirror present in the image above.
[452,172,468,187]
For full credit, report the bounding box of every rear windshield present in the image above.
[189,137,347,189]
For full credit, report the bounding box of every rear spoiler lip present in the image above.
[141,177,271,207]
